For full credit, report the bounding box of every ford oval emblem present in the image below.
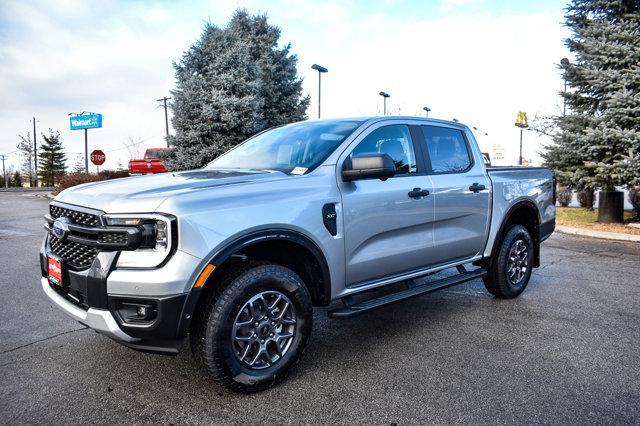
[52,217,71,240]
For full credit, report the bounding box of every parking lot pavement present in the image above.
[1,191,639,424]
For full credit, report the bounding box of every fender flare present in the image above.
[489,199,542,267]
[175,229,331,338]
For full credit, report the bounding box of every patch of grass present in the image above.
[556,207,640,235]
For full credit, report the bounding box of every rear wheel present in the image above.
[191,262,313,393]
[483,225,534,299]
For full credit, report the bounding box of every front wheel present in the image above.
[483,225,534,299]
[191,262,313,393]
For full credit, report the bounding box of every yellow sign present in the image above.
[515,111,529,128]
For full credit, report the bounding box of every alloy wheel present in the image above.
[507,239,529,285]
[231,291,297,370]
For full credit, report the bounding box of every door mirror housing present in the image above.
[342,153,396,182]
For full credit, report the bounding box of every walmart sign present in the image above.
[70,113,102,130]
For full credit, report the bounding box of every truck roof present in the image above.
[309,116,470,130]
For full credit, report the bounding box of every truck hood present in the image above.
[54,169,283,213]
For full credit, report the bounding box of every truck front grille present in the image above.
[50,204,101,227]
[49,234,100,269]
[47,203,104,269]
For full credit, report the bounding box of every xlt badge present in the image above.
[322,203,337,236]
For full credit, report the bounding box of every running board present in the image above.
[328,268,487,319]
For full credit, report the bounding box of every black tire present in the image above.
[483,225,534,299]
[190,261,313,393]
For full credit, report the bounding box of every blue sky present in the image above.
[0,0,570,170]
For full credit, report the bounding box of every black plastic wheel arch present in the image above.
[175,229,332,339]
[488,200,542,268]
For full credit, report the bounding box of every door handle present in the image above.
[469,183,486,193]
[408,188,430,198]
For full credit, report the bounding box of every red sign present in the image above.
[90,150,106,166]
[48,256,63,285]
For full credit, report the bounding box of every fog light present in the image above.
[137,306,147,318]
[116,300,157,323]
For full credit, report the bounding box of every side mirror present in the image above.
[342,153,396,182]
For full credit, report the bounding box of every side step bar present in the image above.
[328,267,487,319]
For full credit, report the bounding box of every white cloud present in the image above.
[438,0,482,11]
[0,1,205,170]
[291,6,569,164]
[0,0,568,172]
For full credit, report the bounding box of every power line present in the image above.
[64,132,163,156]
[105,132,163,153]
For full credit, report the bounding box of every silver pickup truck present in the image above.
[40,117,555,392]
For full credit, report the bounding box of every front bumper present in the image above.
[41,277,139,343]
[40,235,196,354]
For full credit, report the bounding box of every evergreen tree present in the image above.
[38,129,67,186]
[0,164,8,188]
[166,10,309,170]
[543,0,640,192]
[10,170,22,188]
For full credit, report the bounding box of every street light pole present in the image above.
[423,107,431,118]
[318,72,322,118]
[379,91,390,115]
[311,64,328,118]
[32,117,38,187]
[560,58,570,117]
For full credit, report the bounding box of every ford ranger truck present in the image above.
[40,117,555,393]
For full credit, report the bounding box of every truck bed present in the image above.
[483,166,556,258]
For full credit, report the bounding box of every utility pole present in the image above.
[311,64,328,118]
[157,97,171,147]
[379,92,390,115]
[0,154,7,188]
[32,117,38,187]
[560,58,570,117]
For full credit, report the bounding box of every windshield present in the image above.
[145,149,164,159]
[206,120,363,174]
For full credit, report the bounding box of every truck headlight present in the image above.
[104,214,176,268]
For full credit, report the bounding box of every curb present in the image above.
[556,225,640,242]
[0,187,55,192]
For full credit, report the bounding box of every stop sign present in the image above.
[90,150,106,166]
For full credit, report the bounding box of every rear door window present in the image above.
[421,126,472,173]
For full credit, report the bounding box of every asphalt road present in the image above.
[1,192,639,424]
